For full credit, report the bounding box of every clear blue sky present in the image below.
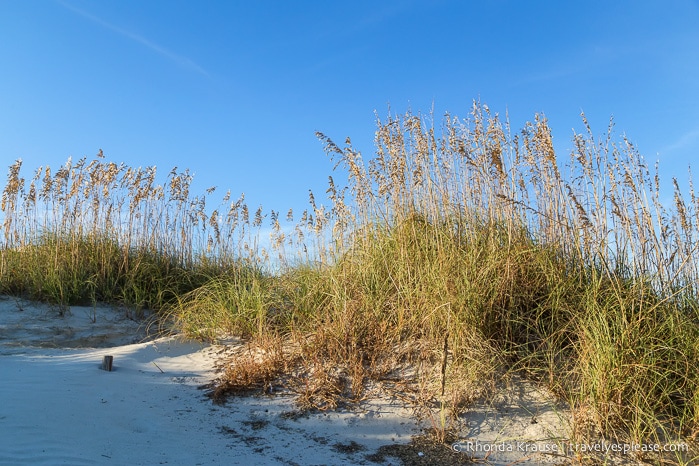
[1,1,698,216]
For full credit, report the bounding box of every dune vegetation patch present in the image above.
[2,103,698,464]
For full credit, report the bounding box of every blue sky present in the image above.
[1,0,698,216]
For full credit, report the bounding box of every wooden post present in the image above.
[101,355,113,371]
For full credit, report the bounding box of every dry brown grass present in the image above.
[210,337,292,401]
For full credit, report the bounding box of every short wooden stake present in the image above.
[101,355,113,371]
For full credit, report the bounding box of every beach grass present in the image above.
[2,103,698,463]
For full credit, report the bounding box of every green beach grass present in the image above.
[2,104,698,464]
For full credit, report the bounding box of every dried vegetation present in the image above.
[2,103,698,464]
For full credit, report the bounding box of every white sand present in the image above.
[1,296,666,465]
[0,297,420,465]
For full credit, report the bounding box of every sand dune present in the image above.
[1,297,660,465]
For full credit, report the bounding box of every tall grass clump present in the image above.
[2,102,698,461]
[0,151,266,312]
[274,103,699,458]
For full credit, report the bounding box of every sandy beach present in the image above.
[0,296,674,465]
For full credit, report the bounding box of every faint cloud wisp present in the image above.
[56,0,208,76]
[662,127,699,154]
